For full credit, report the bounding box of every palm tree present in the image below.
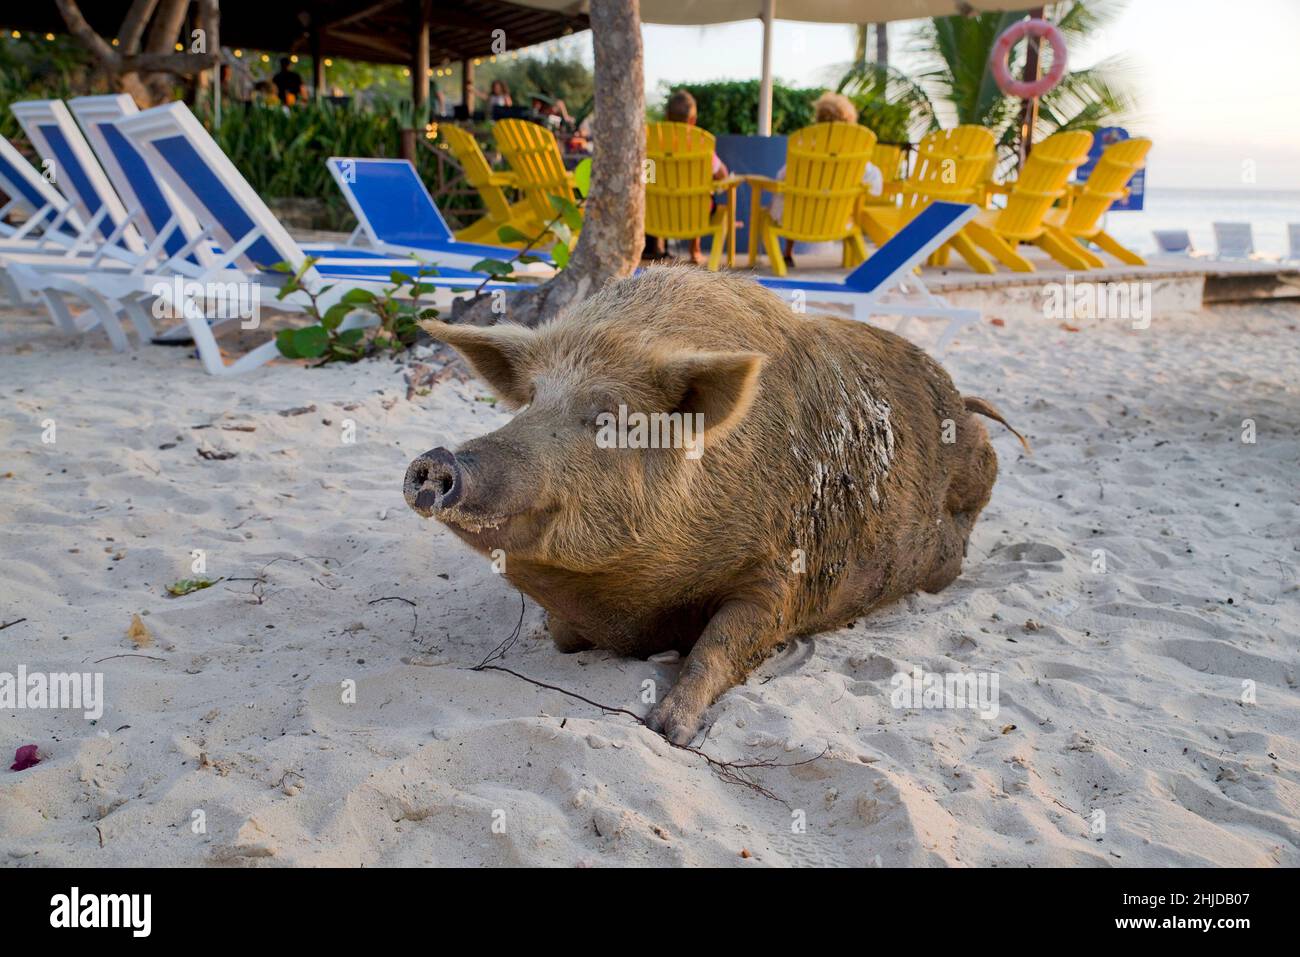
[840,2,1133,162]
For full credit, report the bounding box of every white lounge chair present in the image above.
[0,136,86,248]
[0,136,92,305]
[756,201,982,355]
[1212,222,1256,260]
[1152,229,1197,256]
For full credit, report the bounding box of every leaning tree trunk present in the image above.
[453,0,645,328]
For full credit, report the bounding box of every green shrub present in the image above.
[0,35,91,144]
[652,79,910,143]
[652,80,820,136]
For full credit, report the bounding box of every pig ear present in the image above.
[419,320,534,406]
[659,350,764,437]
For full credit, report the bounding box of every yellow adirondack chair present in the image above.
[857,130,997,273]
[493,118,579,241]
[919,125,999,205]
[962,130,1094,272]
[862,141,906,207]
[644,122,739,271]
[1044,136,1152,266]
[437,124,542,246]
[745,122,876,276]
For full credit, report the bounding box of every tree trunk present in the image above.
[55,0,219,108]
[875,22,888,67]
[452,0,645,329]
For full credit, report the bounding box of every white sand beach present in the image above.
[1,294,1298,867]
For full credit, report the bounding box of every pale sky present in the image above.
[619,0,1300,190]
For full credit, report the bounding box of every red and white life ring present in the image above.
[991,18,1068,99]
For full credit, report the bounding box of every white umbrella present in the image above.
[516,1,1018,133]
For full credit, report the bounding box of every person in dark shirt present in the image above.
[272,58,306,105]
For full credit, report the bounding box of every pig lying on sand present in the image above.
[404,267,1025,744]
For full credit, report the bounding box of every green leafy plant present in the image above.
[272,258,442,364]
[165,577,220,596]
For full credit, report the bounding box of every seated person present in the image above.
[530,92,574,130]
[644,89,730,265]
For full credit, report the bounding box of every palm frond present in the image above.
[838,61,939,139]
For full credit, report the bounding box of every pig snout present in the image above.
[404,447,464,517]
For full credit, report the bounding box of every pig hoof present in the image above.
[645,699,703,747]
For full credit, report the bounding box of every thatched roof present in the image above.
[0,1,589,65]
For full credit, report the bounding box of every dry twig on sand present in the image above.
[468,593,827,804]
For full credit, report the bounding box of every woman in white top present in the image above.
[488,80,513,109]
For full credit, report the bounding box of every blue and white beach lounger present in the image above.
[69,95,212,268]
[9,99,146,260]
[327,156,552,272]
[0,136,91,304]
[0,136,86,248]
[109,101,520,375]
[758,201,982,355]
[1,98,218,345]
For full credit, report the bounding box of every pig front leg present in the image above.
[547,616,593,653]
[645,599,782,746]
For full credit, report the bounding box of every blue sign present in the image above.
[1077,126,1144,211]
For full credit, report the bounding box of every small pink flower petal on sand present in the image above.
[10,745,41,771]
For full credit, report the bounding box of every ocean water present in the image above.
[1099,187,1300,259]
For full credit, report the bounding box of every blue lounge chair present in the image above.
[326,156,552,271]
[757,201,982,354]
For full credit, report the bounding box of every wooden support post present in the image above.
[1017,6,1046,168]
[406,0,430,161]
[757,0,773,136]
[311,26,326,97]
[462,57,475,115]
